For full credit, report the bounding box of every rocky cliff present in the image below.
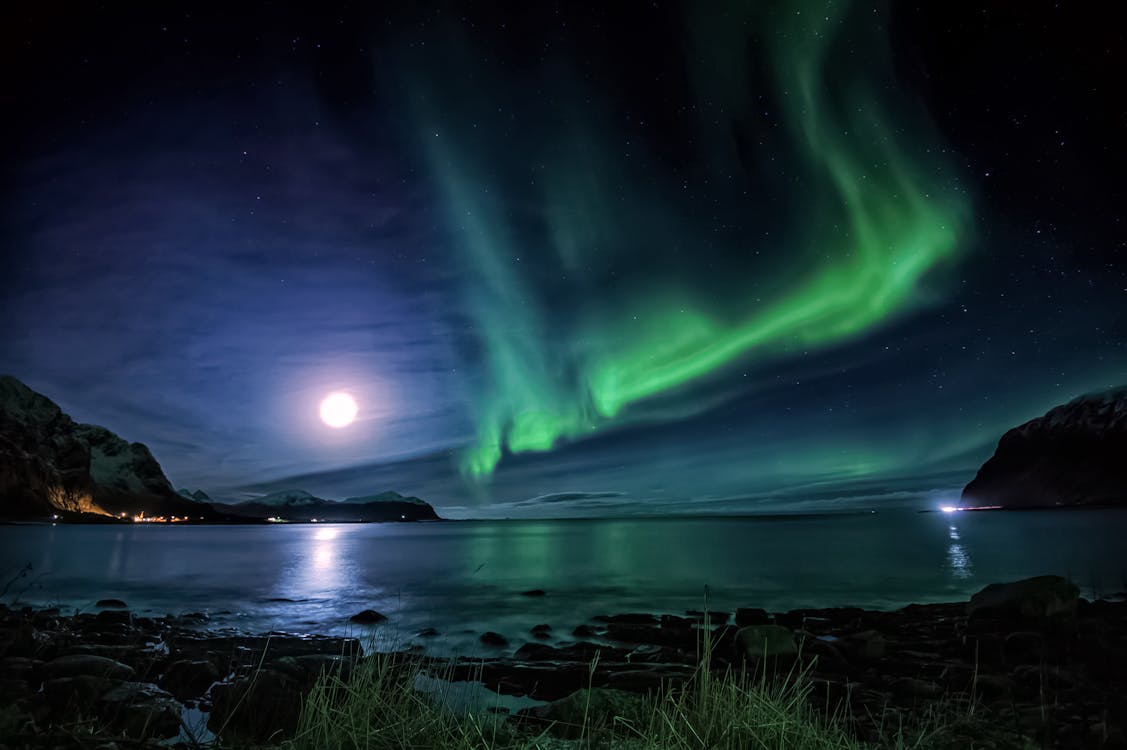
[962,387,1127,508]
[0,375,212,521]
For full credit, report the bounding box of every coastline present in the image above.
[1,576,1125,748]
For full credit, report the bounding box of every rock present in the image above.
[572,624,598,638]
[968,576,1080,621]
[209,668,304,741]
[272,654,353,686]
[890,677,943,699]
[0,676,28,703]
[43,675,116,711]
[531,624,551,639]
[1003,631,1045,665]
[348,609,387,625]
[162,658,220,700]
[0,656,39,681]
[735,625,798,661]
[1012,664,1075,689]
[513,641,626,663]
[607,665,693,692]
[842,629,886,660]
[513,642,560,660]
[468,661,592,701]
[44,654,134,680]
[799,636,849,673]
[519,688,645,737]
[168,633,361,676]
[735,608,771,626]
[97,681,182,739]
[685,610,730,625]
[595,613,658,625]
[961,387,1127,508]
[521,589,547,597]
[480,632,508,647]
[95,608,132,625]
[973,673,1014,699]
[95,599,128,609]
[660,614,692,630]
[605,622,666,645]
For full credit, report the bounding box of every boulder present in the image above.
[519,688,646,737]
[209,668,304,741]
[97,681,182,739]
[348,609,387,625]
[95,599,128,609]
[43,675,116,712]
[685,610,730,625]
[162,658,220,700]
[595,613,658,625]
[968,576,1079,621]
[0,676,28,703]
[890,677,943,699]
[44,654,134,680]
[94,608,132,625]
[480,631,508,647]
[513,642,560,661]
[735,608,771,626]
[271,654,353,686]
[607,665,693,692]
[842,629,886,660]
[0,656,39,682]
[735,625,798,661]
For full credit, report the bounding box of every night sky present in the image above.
[2,2,1124,517]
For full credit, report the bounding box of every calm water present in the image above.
[3,510,1126,654]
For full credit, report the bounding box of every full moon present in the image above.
[319,392,358,428]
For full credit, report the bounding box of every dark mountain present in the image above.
[0,375,217,521]
[962,387,1127,508]
[212,489,440,522]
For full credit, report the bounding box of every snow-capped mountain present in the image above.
[963,387,1127,508]
[0,375,217,520]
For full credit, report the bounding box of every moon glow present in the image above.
[320,392,358,428]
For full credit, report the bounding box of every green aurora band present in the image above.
[405,0,971,478]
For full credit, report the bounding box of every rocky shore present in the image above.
[1,576,1125,748]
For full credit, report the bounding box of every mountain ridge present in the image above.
[962,386,1127,508]
[1,376,440,522]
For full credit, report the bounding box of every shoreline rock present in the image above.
[0,575,1124,748]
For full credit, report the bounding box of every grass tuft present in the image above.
[279,634,883,750]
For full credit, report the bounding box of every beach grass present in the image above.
[276,642,915,750]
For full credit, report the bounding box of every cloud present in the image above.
[508,491,625,507]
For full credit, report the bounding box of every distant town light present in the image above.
[940,505,959,514]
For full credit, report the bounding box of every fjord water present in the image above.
[3,510,1126,654]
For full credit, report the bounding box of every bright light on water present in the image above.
[940,505,959,513]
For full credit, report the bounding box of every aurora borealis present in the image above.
[2,1,1125,516]
[409,1,973,476]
